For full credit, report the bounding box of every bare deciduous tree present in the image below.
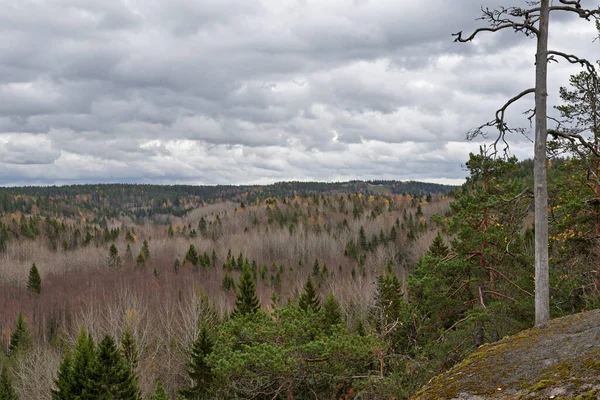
[454,0,600,327]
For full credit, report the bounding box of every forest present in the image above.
[2,2,600,400]
[0,146,599,400]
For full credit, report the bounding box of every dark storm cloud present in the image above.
[0,0,598,186]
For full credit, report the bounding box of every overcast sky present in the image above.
[0,0,598,186]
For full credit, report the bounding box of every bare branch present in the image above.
[548,50,597,75]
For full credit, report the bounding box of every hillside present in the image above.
[413,310,600,400]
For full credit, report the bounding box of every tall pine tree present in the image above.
[299,277,321,313]
[180,327,214,399]
[96,334,140,399]
[0,366,18,400]
[27,263,41,294]
[8,313,31,356]
[232,265,260,317]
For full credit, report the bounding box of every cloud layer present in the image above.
[1,0,598,186]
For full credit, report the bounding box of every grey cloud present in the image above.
[0,0,598,185]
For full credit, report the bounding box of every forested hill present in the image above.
[0,180,456,218]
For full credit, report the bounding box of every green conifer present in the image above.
[108,244,121,268]
[135,252,146,269]
[322,292,342,326]
[27,263,41,294]
[299,277,320,313]
[427,231,450,259]
[70,328,99,398]
[0,366,18,400]
[96,334,140,399]
[151,381,169,400]
[312,259,320,277]
[141,239,150,260]
[52,349,74,400]
[232,265,261,317]
[180,327,214,399]
[8,313,31,356]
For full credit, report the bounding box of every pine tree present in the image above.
[52,350,74,400]
[322,292,342,326]
[184,244,199,267]
[66,328,99,399]
[108,244,122,268]
[96,334,140,399]
[151,381,169,400]
[174,258,181,274]
[27,263,41,294]
[120,325,139,382]
[135,252,146,269]
[427,231,449,259]
[168,225,174,238]
[8,313,31,356]
[299,277,320,313]
[141,239,150,260]
[232,265,261,317]
[312,259,320,277]
[180,327,214,399]
[0,366,18,400]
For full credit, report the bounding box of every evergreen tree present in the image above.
[0,366,18,400]
[427,232,449,259]
[141,240,150,260]
[108,244,122,268]
[312,259,320,277]
[67,328,99,399]
[232,265,261,317]
[120,325,139,382]
[184,244,199,267]
[299,277,321,313]
[168,225,174,238]
[52,350,74,400]
[174,258,181,274]
[27,263,41,294]
[135,252,146,269]
[322,292,342,326]
[211,249,217,268]
[180,327,214,400]
[8,313,31,356]
[151,381,169,400]
[96,334,140,399]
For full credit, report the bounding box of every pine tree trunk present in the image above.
[534,0,550,327]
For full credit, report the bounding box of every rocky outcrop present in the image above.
[412,310,600,399]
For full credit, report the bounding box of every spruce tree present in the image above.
[70,328,99,398]
[312,259,320,277]
[298,277,320,313]
[174,258,181,274]
[27,263,41,294]
[232,265,261,317]
[8,313,31,356]
[427,231,449,259]
[0,366,18,400]
[135,252,146,269]
[52,350,74,400]
[108,244,122,268]
[180,327,214,399]
[96,334,140,399]
[141,240,150,260]
[151,381,169,400]
[184,244,199,267]
[120,325,139,383]
[322,292,342,326]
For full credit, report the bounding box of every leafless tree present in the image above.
[454,0,600,326]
